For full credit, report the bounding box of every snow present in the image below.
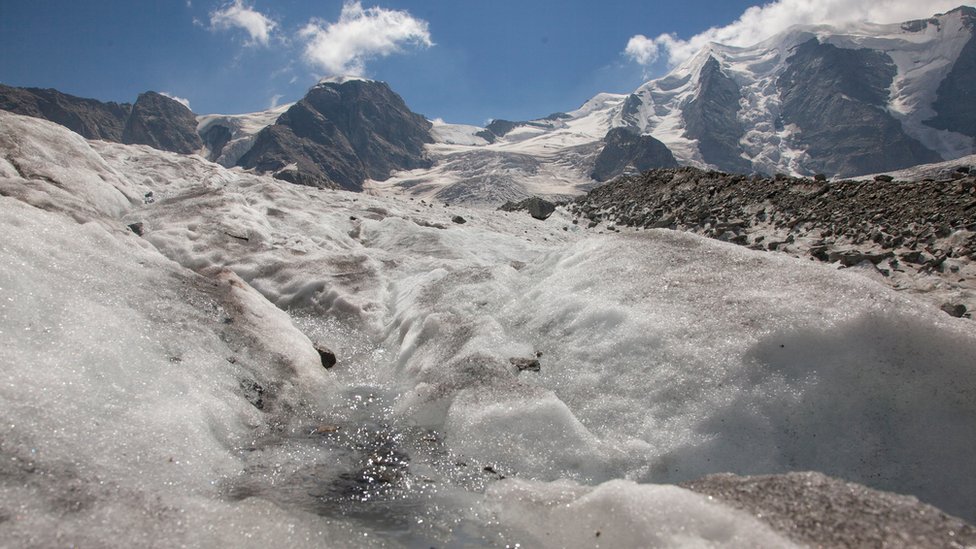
[488,479,798,547]
[197,103,292,167]
[2,111,976,545]
[369,10,974,204]
[429,120,489,146]
[316,75,376,86]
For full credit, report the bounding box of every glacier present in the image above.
[1,111,975,546]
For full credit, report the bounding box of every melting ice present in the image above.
[1,112,974,547]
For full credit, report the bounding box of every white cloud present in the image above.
[160,92,192,110]
[624,34,660,66]
[268,94,284,109]
[210,0,277,47]
[299,1,432,76]
[626,0,966,67]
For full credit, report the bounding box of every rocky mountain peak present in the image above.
[122,91,203,154]
[237,78,432,191]
[0,83,131,141]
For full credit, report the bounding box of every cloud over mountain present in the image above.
[299,1,432,76]
[625,0,966,67]
[209,0,277,47]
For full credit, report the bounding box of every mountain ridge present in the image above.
[1,6,974,204]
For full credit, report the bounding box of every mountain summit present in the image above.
[235,78,433,191]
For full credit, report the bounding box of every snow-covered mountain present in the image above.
[373,6,975,204]
[3,109,976,546]
[1,7,974,205]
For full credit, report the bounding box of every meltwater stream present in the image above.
[225,314,520,548]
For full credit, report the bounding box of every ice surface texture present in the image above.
[1,111,975,546]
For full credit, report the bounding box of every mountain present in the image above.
[234,77,433,191]
[590,127,678,181]
[0,84,201,155]
[122,91,202,154]
[0,83,131,141]
[376,6,976,203]
[2,7,973,203]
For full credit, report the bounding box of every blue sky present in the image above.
[0,1,965,125]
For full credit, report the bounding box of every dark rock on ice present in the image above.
[941,303,968,318]
[239,379,266,410]
[682,471,976,549]
[509,357,541,372]
[498,197,557,220]
[315,344,337,369]
[127,222,144,236]
[452,215,467,224]
[827,249,893,267]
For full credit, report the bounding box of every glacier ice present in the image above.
[1,111,975,546]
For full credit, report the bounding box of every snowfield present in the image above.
[1,112,975,546]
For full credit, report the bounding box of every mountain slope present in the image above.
[365,7,976,205]
[0,83,131,141]
[0,84,202,155]
[237,78,433,191]
[776,38,941,175]
[122,91,202,155]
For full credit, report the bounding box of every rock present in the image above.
[127,222,145,236]
[682,471,976,548]
[498,197,557,220]
[809,245,829,261]
[591,127,678,182]
[814,173,827,181]
[827,249,892,267]
[0,83,131,141]
[315,345,337,369]
[122,91,203,154]
[237,79,433,192]
[239,379,265,410]
[777,39,940,177]
[509,357,541,372]
[940,303,967,318]
[452,215,467,224]
[900,250,928,264]
[874,174,895,182]
[681,56,752,173]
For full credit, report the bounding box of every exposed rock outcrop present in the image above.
[237,79,433,191]
[122,92,202,154]
[0,84,130,141]
[777,39,941,177]
[498,197,557,220]
[924,6,976,138]
[682,56,751,173]
[591,127,678,182]
[0,85,202,155]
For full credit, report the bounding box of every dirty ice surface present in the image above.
[1,112,975,547]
